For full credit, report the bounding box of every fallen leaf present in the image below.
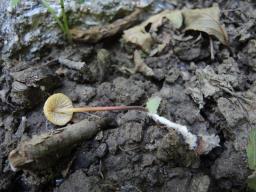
[247,128,256,170]
[150,43,167,56]
[182,6,228,45]
[133,50,154,77]
[146,96,162,114]
[146,10,183,32]
[119,50,154,77]
[123,26,153,52]
[123,10,183,52]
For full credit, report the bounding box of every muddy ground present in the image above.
[0,0,256,191]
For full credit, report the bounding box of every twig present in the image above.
[8,118,114,172]
[70,8,143,43]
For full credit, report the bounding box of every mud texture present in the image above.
[0,0,256,192]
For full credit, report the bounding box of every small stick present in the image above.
[70,8,143,43]
[8,118,114,172]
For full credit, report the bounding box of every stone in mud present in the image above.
[211,142,249,191]
[56,170,100,192]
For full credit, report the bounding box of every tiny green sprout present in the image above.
[44,93,146,126]
[146,96,162,114]
[247,128,256,170]
[247,128,256,190]
[11,0,20,8]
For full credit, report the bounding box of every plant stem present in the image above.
[41,0,65,33]
[56,106,147,113]
[60,0,72,43]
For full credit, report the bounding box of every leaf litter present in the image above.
[123,5,228,53]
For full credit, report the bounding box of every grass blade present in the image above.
[11,0,21,8]
[41,0,65,33]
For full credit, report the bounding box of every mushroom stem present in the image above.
[56,106,147,113]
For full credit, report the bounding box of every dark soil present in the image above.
[0,0,256,192]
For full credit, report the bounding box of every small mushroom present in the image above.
[44,93,146,126]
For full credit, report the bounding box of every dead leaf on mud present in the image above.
[123,6,228,52]
[146,96,162,114]
[120,50,154,77]
[133,50,154,76]
[183,6,228,45]
[123,10,183,52]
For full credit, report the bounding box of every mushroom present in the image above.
[44,93,146,126]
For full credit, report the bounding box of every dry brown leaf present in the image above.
[133,50,154,77]
[146,10,183,32]
[182,6,228,45]
[123,10,183,52]
[123,26,153,52]
[120,50,154,77]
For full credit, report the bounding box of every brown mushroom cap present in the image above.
[43,93,73,126]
